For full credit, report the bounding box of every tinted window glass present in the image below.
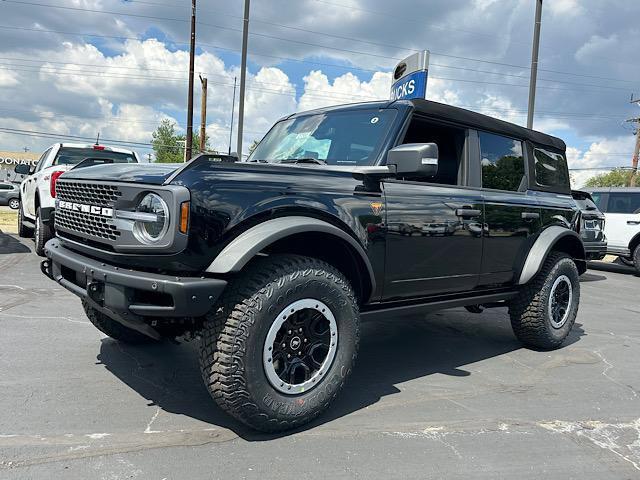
[0,184,11,190]
[534,148,569,188]
[479,132,525,191]
[607,192,640,214]
[53,148,137,166]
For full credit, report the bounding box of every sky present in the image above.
[0,0,639,186]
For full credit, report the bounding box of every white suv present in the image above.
[586,187,640,272]
[14,143,140,255]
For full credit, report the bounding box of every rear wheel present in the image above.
[632,245,640,274]
[619,256,635,267]
[82,301,156,344]
[199,254,360,432]
[17,204,32,238]
[509,252,580,350]
[34,207,53,257]
[8,198,19,210]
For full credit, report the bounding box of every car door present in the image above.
[382,118,483,300]
[603,191,640,253]
[476,131,542,286]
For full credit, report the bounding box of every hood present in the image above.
[60,162,184,185]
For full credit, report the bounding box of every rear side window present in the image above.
[534,148,569,189]
[479,132,525,191]
[0,184,11,190]
[607,192,640,214]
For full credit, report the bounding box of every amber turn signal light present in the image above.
[179,201,190,234]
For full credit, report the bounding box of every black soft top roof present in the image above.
[408,99,566,151]
[288,98,566,152]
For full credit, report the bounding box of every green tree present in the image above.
[151,119,183,163]
[584,168,637,188]
[151,120,212,163]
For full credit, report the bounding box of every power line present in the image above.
[3,3,638,86]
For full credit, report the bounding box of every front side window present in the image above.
[248,109,397,166]
[35,148,51,173]
[607,192,640,214]
[534,148,569,189]
[479,132,525,191]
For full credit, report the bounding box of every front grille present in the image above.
[55,181,122,242]
[56,181,121,207]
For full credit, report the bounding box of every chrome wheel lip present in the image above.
[548,274,573,329]
[263,298,338,395]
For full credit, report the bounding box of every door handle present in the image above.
[455,208,481,218]
[521,212,540,220]
[628,220,640,225]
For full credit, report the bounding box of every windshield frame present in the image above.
[247,108,398,167]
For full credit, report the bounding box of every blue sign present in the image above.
[390,70,428,101]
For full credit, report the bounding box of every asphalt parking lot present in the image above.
[1,229,639,479]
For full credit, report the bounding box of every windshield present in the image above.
[53,148,137,166]
[248,109,397,166]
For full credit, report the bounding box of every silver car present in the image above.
[0,181,20,209]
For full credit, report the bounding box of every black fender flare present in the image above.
[206,216,376,297]
[518,226,586,285]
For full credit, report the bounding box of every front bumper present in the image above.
[584,241,608,261]
[42,238,227,338]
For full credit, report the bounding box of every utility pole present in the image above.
[229,76,237,155]
[199,74,208,153]
[628,95,640,187]
[527,0,543,129]
[236,0,250,159]
[185,0,197,162]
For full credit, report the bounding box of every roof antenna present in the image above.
[95,132,100,146]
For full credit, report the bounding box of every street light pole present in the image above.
[236,0,250,159]
[185,0,197,161]
[527,0,543,130]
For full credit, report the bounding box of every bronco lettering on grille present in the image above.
[57,200,114,218]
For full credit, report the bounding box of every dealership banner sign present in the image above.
[390,50,430,101]
[0,156,38,167]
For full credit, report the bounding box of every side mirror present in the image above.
[14,164,31,175]
[387,143,439,178]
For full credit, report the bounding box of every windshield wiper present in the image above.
[278,158,327,165]
[249,159,269,163]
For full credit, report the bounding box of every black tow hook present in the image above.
[40,260,53,279]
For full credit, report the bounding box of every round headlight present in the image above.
[133,193,169,244]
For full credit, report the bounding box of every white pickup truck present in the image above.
[14,143,140,255]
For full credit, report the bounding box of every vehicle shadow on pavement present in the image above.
[0,231,31,255]
[587,261,639,277]
[96,309,585,441]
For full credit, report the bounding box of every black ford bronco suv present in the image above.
[42,99,585,432]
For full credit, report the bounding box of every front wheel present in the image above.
[8,198,19,210]
[17,204,32,238]
[34,207,53,257]
[509,252,580,350]
[199,254,360,432]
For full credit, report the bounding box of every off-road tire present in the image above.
[8,198,19,210]
[618,256,635,267]
[509,251,580,350]
[17,203,32,238]
[199,254,360,432]
[34,207,53,257]
[82,300,156,344]
[632,245,640,274]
